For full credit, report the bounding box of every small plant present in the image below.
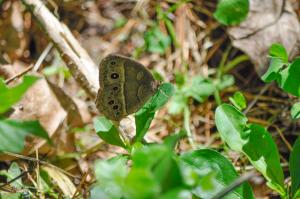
[214,43,300,198]
[215,93,300,199]
[92,80,257,198]
[261,43,300,120]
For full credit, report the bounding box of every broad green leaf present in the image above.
[132,144,183,192]
[134,83,174,142]
[291,102,300,120]
[0,76,39,114]
[93,117,126,148]
[261,58,286,82]
[94,156,128,199]
[215,104,285,195]
[214,0,249,25]
[269,43,288,62]
[0,119,49,153]
[243,124,284,194]
[144,26,171,54]
[215,104,248,151]
[229,91,247,110]
[124,168,160,199]
[131,144,169,169]
[0,162,22,189]
[290,136,300,196]
[279,58,300,97]
[180,149,254,199]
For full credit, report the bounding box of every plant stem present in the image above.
[217,45,231,79]
[214,90,222,106]
[223,55,249,73]
[184,106,196,149]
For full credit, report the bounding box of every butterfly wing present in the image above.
[96,54,157,121]
[96,54,126,121]
[123,57,156,114]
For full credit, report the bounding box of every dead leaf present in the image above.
[228,0,300,75]
[42,166,76,197]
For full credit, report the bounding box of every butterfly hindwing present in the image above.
[96,54,158,121]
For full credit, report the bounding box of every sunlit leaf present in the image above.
[180,149,254,199]
[93,117,126,148]
[0,76,39,114]
[261,58,286,82]
[269,43,289,62]
[229,91,247,110]
[134,83,174,142]
[215,104,285,195]
[279,58,300,97]
[214,0,249,25]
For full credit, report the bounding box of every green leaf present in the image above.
[158,188,191,199]
[0,75,39,114]
[0,192,21,199]
[291,102,300,120]
[216,74,235,90]
[279,58,300,97]
[269,43,289,62]
[0,162,22,189]
[168,90,187,115]
[124,168,160,199]
[290,136,300,196]
[214,0,249,25]
[94,156,128,199]
[134,83,174,142]
[185,76,216,103]
[180,149,254,199]
[244,124,285,193]
[261,58,286,82]
[215,104,248,151]
[93,117,126,148]
[0,119,50,153]
[90,186,110,199]
[215,104,285,195]
[131,144,184,192]
[229,91,247,110]
[163,130,186,150]
[144,26,171,54]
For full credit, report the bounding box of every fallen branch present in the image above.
[21,0,99,99]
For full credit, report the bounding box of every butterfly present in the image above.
[95,54,159,121]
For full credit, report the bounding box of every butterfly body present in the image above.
[96,54,158,121]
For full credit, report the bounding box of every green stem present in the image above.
[184,106,196,149]
[214,90,222,106]
[223,55,249,73]
[217,45,231,79]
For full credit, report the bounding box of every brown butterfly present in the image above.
[96,54,159,121]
